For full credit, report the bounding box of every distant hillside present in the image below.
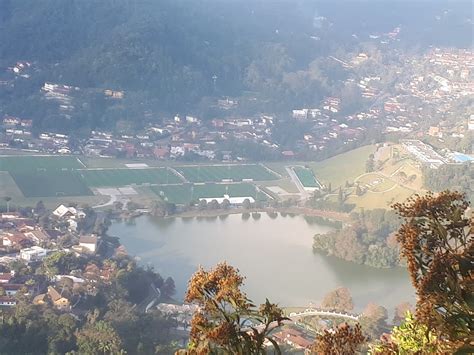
[0,0,471,131]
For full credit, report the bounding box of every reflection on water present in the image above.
[109,213,414,312]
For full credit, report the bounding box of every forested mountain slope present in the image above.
[0,0,471,131]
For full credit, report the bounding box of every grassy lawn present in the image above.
[307,145,377,188]
[266,145,377,188]
[150,183,268,204]
[80,157,129,168]
[173,164,279,183]
[293,166,322,188]
[346,185,415,210]
[78,168,182,187]
[10,171,93,198]
[258,178,299,194]
[0,155,83,172]
[0,172,24,198]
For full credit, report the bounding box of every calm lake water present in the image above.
[109,213,414,312]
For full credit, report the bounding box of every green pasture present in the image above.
[0,155,83,172]
[78,168,182,187]
[10,171,92,198]
[173,164,278,183]
[293,166,321,188]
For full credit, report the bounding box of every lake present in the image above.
[109,213,414,312]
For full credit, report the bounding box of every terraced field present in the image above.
[150,183,268,204]
[173,164,278,183]
[78,168,182,187]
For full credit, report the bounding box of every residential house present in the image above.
[0,273,12,284]
[2,116,20,126]
[24,230,51,244]
[20,246,48,262]
[1,233,31,249]
[52,205,85,219]
[2,284,24,296]
[47,286,71,310]
[78,235,98,253]
[0,296,17,307]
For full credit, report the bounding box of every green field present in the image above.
[0,156,83,172]
[78,168,182,187]
[174,164,278,183]
[306,145,376,188]
[293,166,321,188]
[150,183,268,204]
[10,171,93,198]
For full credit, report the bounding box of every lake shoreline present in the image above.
[143,206,351,223]
[109,214,414,311]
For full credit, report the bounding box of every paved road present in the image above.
[92,194,117,209]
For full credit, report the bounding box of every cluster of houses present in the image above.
[272,328,313,352]
[79,113,277,161]
[1,45,472,161]
[0,205,101,308]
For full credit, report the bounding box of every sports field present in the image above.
[173,164,278,183]
[150,183,268,204]
[0,156,83,172]
[10,171,92,198]
[292,167,322,188]
[78,168,182,187]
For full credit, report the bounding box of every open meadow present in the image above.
[173,164,279,183]
[10,171,93,198]
[0,155,83,172]
[78,167,182,187]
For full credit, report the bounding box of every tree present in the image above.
[162,277,175,298]
[34,200,46,215]
[221,199,231,210]
[393,302,413,325]
[197,199,208,211]
[4,196,12,213]
[321,287,354,312]
[242,198,252,210]
[337,187,344,205]
[311,323,366,354]
[360,303,388,339]
[370,312,440,354]
[76,320,124,355]
[393,191,473,349]
[366,155,375,173]
[182,263,287,354]
[208,199,219,210]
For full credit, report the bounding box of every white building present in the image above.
[52,205,85,219]
[20,246,48,262]
[468,114,474,131]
